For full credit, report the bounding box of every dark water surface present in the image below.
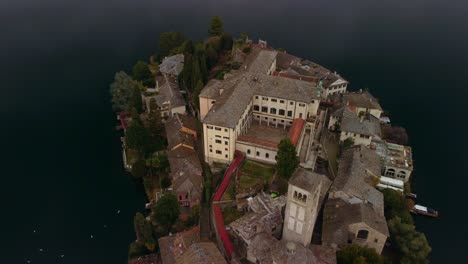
[1,0,467,263]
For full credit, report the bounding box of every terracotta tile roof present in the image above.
[288,118,305,146]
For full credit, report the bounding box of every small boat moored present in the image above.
[411,204,439,218]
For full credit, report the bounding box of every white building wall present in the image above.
[355,107,382,119]
[199,97,215,120]
[340,131,372,146]
[383,166,412,182]
[236,142,277,164]
[282,184,322,247]
[170,105,186,116]
[204,123,234,164]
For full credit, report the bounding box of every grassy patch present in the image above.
[126,148,140,165]
[238,160,275,191]
[222,207,244,225]
[240,160,275,180]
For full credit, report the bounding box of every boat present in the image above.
[410,204,439,218]
[406,193,417,199]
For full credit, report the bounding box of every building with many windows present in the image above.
[200,47,326,164]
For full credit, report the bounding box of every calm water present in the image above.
[1,0,467,263]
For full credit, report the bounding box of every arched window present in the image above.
[294,191,298,198]
[254,105,259,111]
[386,168,395,177]
[397,171,406,179]
[279,109,285,116]
[302,195,307,202]
[265,153,269,159]
[270,108,277,115]
[357,230,369,240]
[261,106,268,113]
[247,149,251,154]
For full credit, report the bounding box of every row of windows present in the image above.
[254,96,288,104]
[207,126,228,132]
[212,140,229,145]
[246,149,273,159]
[385,169,407,179]
[254,115,294,125]
[344,132,370,139]
[331,84,346,90]
[209,149,229,159]
[294,191,308,203]
[254,105,293,117]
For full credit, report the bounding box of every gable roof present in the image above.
[340,107,382,137]
[158,226,200,264]
[345,91,383,111]
[155,76,185,108]
[202,73,319,128]
[165,119,195,150]
[322,198,389,247]
[160,54,184,76]
[332,145,383,209]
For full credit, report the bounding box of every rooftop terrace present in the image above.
[371,140,413,170]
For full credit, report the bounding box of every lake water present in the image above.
[1,0,467,263]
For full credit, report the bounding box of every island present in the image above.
[110,16,432,264]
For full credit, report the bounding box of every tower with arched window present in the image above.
[282,168,331,246]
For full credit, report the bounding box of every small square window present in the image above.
[224,129,228,132]
[290,102,294,105]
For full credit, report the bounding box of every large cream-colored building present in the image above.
[199,48,330,164]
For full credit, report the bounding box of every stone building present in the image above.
[165,115,203,209]
[282,168,332,247]
[344,91,383,119]
[228,192,286,262]
[199,47,325,165]
[338,107,382,147]
[323,145,389,254]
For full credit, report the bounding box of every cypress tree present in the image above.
[191,56,202,91]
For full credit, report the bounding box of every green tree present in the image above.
[131,159,147,179]
[342,138,355,149]
[128,241,149,260]
[382,188,413,225]
[132,60,155,87]
[147,98,163,136]
[388,217,431,264]
[182,54,193,89]
[337,244,383,264]
[181,40,194,54]
[220,33,234,50]
[209,16,224,36]
[134,212,156,251]
[192,80,204,108]
[158,32,185,59]
[275,138,299,179]
[152,193,180,231]
[131,86,143,113]
[199,54,208,83]
[205,44,218,69]
[126,120,150,153]
[110,71,142,112]
[160,176,171,189]
[190,56,202,91]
